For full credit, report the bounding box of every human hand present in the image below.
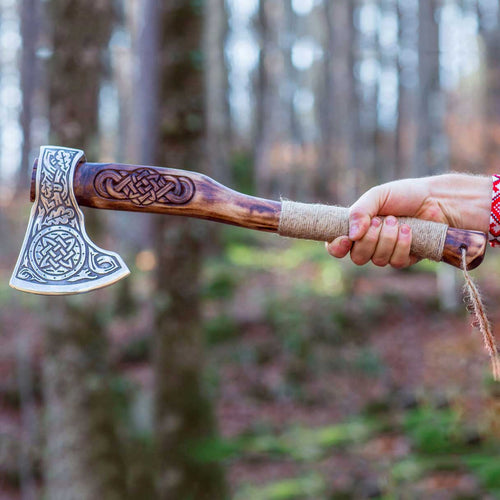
[326,174,491,268]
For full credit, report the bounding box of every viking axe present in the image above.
[10,145,487,295]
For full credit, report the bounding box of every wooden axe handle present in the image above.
[31,160,487,270]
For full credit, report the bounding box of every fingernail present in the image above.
[371,217,381,228]
[385,216,397,226]
[400,224,410,235]
[349,224,359,239]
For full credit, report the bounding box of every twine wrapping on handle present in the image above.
[278,200,448,262]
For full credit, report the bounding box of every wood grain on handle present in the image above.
[30,160,487,270]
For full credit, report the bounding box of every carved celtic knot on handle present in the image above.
[94,168,195,206]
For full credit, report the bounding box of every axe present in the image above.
[10,145,487,295]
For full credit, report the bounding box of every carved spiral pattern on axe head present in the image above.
[94,168,195,206]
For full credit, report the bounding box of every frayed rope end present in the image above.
[461,248,500,382]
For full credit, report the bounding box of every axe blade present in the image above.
[10,146,130,295]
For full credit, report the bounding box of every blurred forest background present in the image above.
[1,0,500,498]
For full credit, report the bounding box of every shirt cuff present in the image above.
[489,175,500,246]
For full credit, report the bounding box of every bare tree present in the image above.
[204,0,231,185]
[416,0,444,175]
[135,0,159,166]
[151,3,227,498]
[395,0,417,178]
[18,0,39,189]
[254,0,287,196]
[43,1,127,499]
[282,0,307,199]
[16,336,38,500]
[318,0,357,204]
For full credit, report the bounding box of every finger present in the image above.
[371,216,399,267]
[350,217,383,266]
[349,185,388,241]
[389,224,412,269]
[326,237,352,258]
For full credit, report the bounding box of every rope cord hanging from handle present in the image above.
[461,248,500,381]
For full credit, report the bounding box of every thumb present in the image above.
[348,185,387,241]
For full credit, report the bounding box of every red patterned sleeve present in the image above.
[489,175,500,247]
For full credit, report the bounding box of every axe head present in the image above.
[10,145,130,295]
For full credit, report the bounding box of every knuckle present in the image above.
[348,206,365,222]
[349,208,362,219]
[382,224,399,236]
[398,232,412,246]
[364,231,380,244]
[381,232,398,246]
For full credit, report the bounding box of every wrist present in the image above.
[428,174,491,233]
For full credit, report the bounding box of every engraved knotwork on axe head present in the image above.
[10,146,129,295]
[10,145,488,295]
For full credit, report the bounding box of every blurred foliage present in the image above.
[189,418,377,463]
[230,150,255,196]
[119,336,151,364]
[222,402,500,499]
[203,266,239,300]
[235,473,325,500]
[165,377,499,499]
[204,314,238,345]
[466,454,500,490]
[403,406,464,454]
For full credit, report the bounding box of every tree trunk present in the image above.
[395,0,417,178]
[16,336,38,500]
[282,0,306,199]
[43,302,126,500]
[254,0,287,197]
[18,0,39,189]
[204,0,230,185]
[416,1,456,308]
[152,3,227,499]
[43,1,127,499]
[135,0,159,166]
[416,0,444,175]
[318,0,357,205]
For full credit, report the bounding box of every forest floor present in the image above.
[210,253,500,500]
[1,230,500,499]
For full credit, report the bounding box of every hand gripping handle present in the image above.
[278,201,487,270]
